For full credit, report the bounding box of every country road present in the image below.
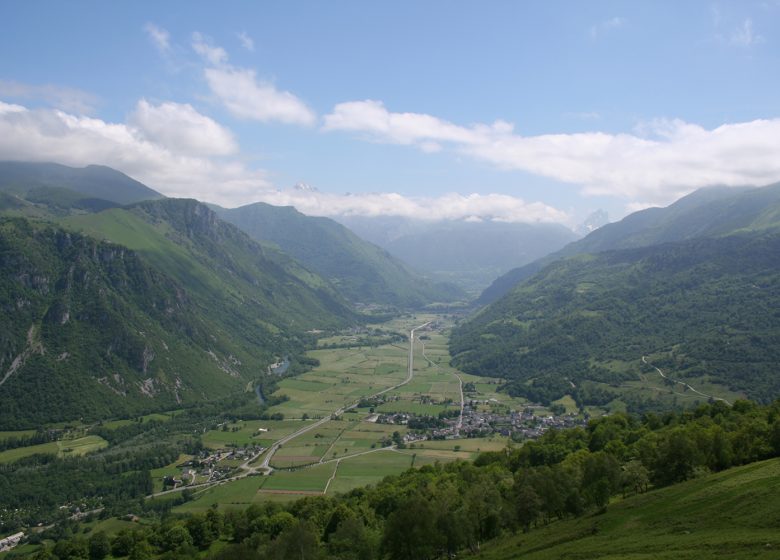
[253,321,431,474]
[420,338,465,436]
[260,320,431,471]
[641,356,731,405]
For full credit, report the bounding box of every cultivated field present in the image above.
[164,314,532,507]
[0,435,107,464]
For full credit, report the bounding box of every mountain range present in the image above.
[336,215,577,292]
[214,202,465,308]
[452,182,780,411]
[480,183,780,304]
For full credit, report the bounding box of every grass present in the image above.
[262,462,336,493]
[100,410,181,430]
[551,394,579,414]
[0,435,107,463]
[325,450,413,495]
[173,476,267,513]
[0,430,35,441]
[203,419,314,449]
[56,435,108,457]
[469,458,780,560]
[0,441,58,463]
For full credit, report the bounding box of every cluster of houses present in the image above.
[0,532,24,553]
[375,400,586,443]
[162,445,265,488]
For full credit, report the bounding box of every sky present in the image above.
[1,1,779,227]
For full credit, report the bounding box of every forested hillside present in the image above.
[0,200,357,428]
[216,202,465,307]
[451,232,780,409]
[480,182,780,304]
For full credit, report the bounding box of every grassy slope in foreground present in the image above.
[471,457,780,560]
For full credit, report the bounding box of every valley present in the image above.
[1,164,779,559]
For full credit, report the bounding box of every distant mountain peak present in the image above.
[576,209,610,236]
[293,182,317,192]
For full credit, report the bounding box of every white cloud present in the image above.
[0,101,26,114]
[589,16,626,39]
[323,99,493,144]
[192,32,228,66]
[237,31,255,51]
[0,80,98,114]
[130,99,237,157]
[144,23,171,53]
[730,18,764,46]
[324,100,780,205]
[203,67,316,125]
[0,100,272,206]
[250,188,568,223]
[192,34,316,126]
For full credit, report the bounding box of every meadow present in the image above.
[469,457,780,560]
[0,434,107,463]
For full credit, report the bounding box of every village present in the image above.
[371,396,587,443]
[161,444,265,489]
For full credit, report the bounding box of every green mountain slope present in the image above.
[0,161,163,205]
[471,457,780,560]
[216,202,465,307]
[451,232,780,409]
[0,200,356,428]
[480,182,780,304]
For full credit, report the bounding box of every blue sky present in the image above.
[1,1,779,225]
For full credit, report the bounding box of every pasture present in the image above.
[0,435,107,463]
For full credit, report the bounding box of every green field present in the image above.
[173,476,267,513]
[325,450,414,495]
[470,458,780,560]
[262,462,336,493]
[265,345,408,419]
[100,410,182,430]
[0,429,35,441]
[202,419,313,449]
[0,435,107,463]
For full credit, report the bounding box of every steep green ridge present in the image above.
[0,200,356,428]
[480,182,780,304]
[0,161,163,205]
[451,232,780,408]
[471,457,780,560]
[216,202,465,307]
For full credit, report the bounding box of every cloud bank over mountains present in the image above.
[324,100,780,206]
[1,21,779,220]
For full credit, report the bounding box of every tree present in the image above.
[267,520,320,560]
[382,496,438,560]
[514,482,541,533]
[327,517,379,560]
[620,460,649,496]
[111,530,134,558]
[88,531,110,560]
